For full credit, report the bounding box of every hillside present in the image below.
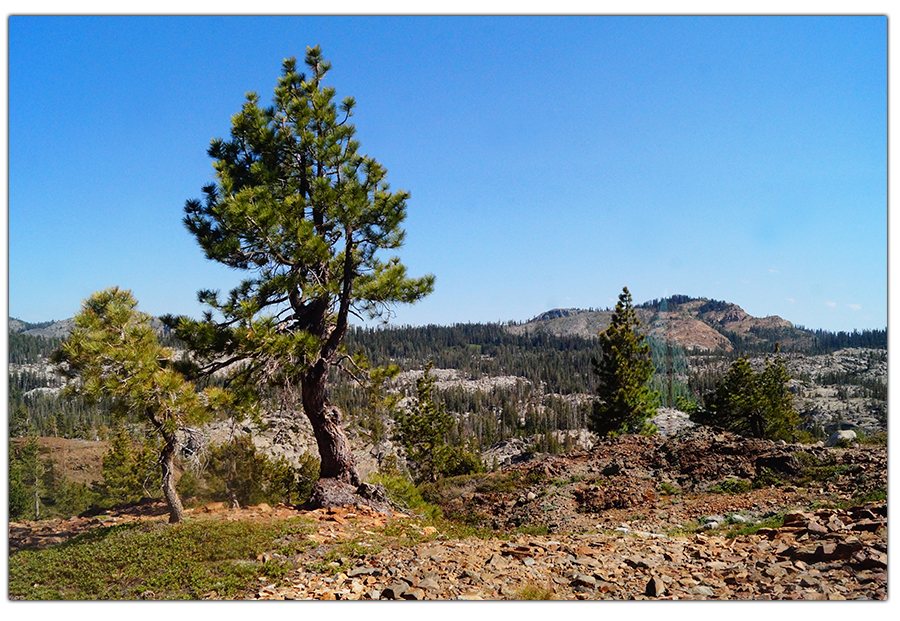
[8,295,888,467]
[506,297,819,353]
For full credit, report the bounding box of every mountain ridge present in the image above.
[9,295,885,355]
[508,296,807,353]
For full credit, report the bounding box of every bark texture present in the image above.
[159,433,184,524]
[301,361,360,486]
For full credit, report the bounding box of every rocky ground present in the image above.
[8,427,887,601]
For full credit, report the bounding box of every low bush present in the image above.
[658,481,681,496]
[710,478,752,495]
[366,473,442,520]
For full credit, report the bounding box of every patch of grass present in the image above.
[658,481,681,496]
[9,517,316,600]
[665,520,701,537]
[367,473,443,520]
[725,512,785,539]
[853,488,887,504]
[513,524,550,537]
[516,585,555,600]
[551,473,586,486]
[809,487,887,511]
[801,463,851,485]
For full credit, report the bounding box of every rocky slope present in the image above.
[507,298,807,352]
[9,427,887,600]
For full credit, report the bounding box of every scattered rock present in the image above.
[646,576,666,597]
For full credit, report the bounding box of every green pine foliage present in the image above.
[9,438,41,521]
[691,356,799,441]
[8,437,99,521]
[202,436,319,508]
[96,429,160,505]
[590,287,660,436]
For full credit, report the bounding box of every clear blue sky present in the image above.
[7,15,888,332]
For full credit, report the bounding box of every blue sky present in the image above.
[6,15,888,332]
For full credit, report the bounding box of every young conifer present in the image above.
[590,286,659,436]
[692,355,798,441]
[53,287,230,523]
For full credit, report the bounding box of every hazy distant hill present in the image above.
[9,294,885,355]
[507,296,817,353]
[9,316,167,340]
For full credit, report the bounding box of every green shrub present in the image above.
[658,481,681,496]
[752,467,784,489]
[711,478,752,495]
[204,436,317,508]
[856,430,887,446]
[366,473,442,520]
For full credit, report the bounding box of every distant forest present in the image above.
[7,313,887,449]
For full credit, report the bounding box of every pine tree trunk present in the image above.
[301,360,360,486]
[160,433,184,524]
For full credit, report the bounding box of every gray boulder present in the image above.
[824,429,857,448]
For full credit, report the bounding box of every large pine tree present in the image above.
[590,287,659,436]
[167,47,434,507]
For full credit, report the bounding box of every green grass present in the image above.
[658,481,682,496]
[9,517,315,600]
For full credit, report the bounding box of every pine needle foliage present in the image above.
[590,287,659,436]
[395,362,455,484]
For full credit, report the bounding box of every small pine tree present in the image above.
[394,362,454,483]
[692,356,799,441]
[590,287,660,436]
[11,437,44,520]
[97,429,159,505]
[9,440,33,521]
[204,436,316,508]
[53,287,232,523]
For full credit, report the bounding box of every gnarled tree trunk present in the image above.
[301,360,360,485]
[159,432,185,524]
[299,360,391,512]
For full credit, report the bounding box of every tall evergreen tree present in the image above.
[53,287,230,523]
[590,287,659,436]
[166,46,434,506]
